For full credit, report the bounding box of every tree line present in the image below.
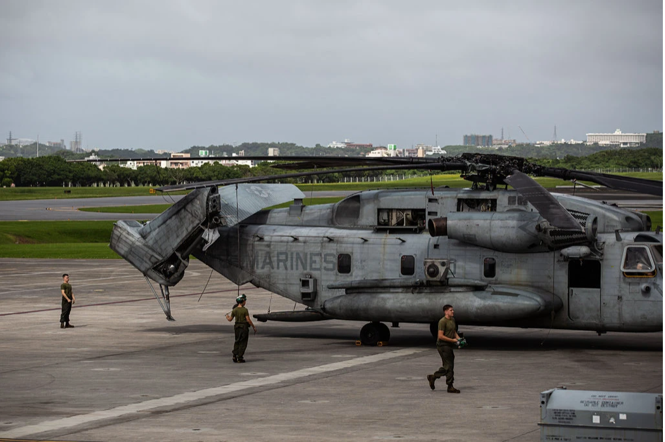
[0,148,661,188]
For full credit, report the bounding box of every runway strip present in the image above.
[0,348,424,439]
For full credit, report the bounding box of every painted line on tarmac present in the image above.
[0,348,424,439]
[0,287,262,317]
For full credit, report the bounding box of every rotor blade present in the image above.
[67,155,439,167]
[155,162,467,192]
[541,167,663,196]
[264,156,438,170]
[504,170,583,231]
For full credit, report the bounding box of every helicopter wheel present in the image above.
[429,322,439,341]
[359,322,382,346]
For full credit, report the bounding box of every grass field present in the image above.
[2,171,661,201]
[0,221,118,259]
[645,211,663,230]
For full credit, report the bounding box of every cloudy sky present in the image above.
[1,0,662,152]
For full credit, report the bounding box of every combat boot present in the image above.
[427,375,436,390]
[447,385,460,394]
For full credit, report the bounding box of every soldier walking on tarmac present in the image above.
[60,274,75,329]
[427,304,461,393]
[225,294,257,363]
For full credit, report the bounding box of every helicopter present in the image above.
[79,153,663,345]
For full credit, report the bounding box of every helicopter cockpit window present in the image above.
[338,254,351,274]
[334,195,361,226]
[401,255,415,276]
[621,246,656,277]
[457,199,497,212]
[483,258,496,278]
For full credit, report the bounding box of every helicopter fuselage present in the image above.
[195,188,662,333]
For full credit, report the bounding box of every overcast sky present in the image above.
[1,0,662,152]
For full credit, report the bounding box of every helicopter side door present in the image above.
[567,260,601,324]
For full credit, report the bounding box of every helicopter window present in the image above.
[401,255,415,276]
[457,199,497,212]
[334,195,361,226]
[507,196,527,206]
[338,254,351,274]
[621,246,655,276]
[377,209,426,227]
[483,258,496,278]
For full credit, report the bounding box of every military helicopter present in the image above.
[78,153,663,345]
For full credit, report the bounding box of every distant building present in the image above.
[492,138,516,148]
[70,132,82,152]
[415,144,447,156]
[463,134,493,147]
[366,147,389,158]
[327,141,347,148]
[123,160,169,170]
[170,153,191,169]
[190,159,212,168]
[535,139,584,146]
[268,148,280,156]
[586,129,646,147]
[403,148,419,157]
[85,154,105,170]
[47,140,66,149]
[426,146,447,156]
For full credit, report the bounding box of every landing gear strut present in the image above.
[359,322,390,346]
[145,277,175,321]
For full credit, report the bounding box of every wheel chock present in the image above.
[355,340,362,346]
[377,341,388,347]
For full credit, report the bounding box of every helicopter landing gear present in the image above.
[359,322,390,346]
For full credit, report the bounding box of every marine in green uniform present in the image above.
[60,273,76,328]
[427,304,461,393]
[225,294,257,363]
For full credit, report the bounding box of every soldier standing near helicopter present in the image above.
[428,304,461,393]
[225,294,257,363]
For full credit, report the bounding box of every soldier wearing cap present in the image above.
[225,294,256,363]
[427,304,462,393]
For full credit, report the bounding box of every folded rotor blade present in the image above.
[504,170,582,231]
[156,162,466,193]
[541,168,662,196]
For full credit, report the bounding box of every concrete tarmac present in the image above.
[0,259,661,442]
[0,196,185,221]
